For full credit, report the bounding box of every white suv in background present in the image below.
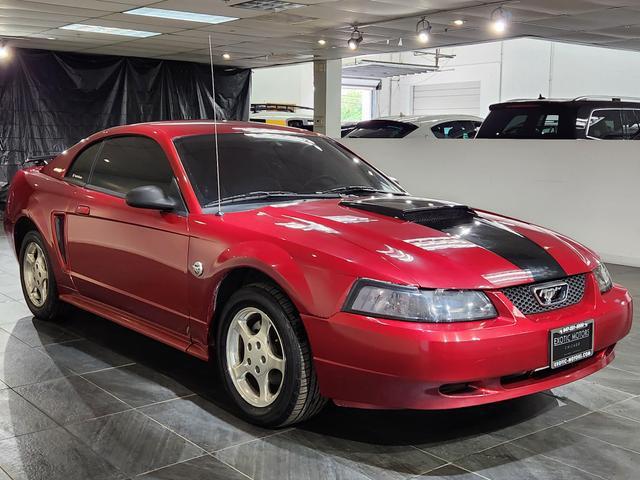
[344,114,484,139]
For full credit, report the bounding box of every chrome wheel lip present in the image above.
[225,306,286,408]
[23,242,48,308]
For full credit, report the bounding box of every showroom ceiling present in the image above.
[2,0,640,67]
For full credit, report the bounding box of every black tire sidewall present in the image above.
[217,285,304,427]
[19,230,59,320]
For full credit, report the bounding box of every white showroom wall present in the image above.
[376,38,640,117]
[548,42,640,98]
[250,38,640,118]
[250,62,314,107]
[341,138,640,267]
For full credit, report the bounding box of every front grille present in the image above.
[502,274,586,315]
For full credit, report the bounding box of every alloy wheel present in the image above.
[225,306,286,407]
[23,242,49,308]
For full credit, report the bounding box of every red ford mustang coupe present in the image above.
[3,121,632,427]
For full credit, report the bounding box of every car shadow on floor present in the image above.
[1,306,596,479]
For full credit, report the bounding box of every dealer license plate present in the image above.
[549,320,594,369]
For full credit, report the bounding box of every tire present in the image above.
[217,283,326,427]
[19,230,61,321]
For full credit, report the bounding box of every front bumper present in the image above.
[302,277,632,410]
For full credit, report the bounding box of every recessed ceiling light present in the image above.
[60,24,160,38]
[453,19,465,26]
[318,39,326,45]
[232,0,303,12]
[223,53,231,60]
[124,7,238,25]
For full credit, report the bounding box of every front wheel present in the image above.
[19,230,61,321]
[217,283,326,427]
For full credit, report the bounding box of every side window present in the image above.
[65,143,102,185]
[431,121,479,139]
[588,110,624,140]
[534,114,560,137]
[89,136,176,197]
[622,110,640,139]
[431,122,457,138]
[500,114,528,137]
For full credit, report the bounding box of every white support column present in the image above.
[313,59,341,138]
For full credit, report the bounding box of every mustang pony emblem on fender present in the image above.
[533,282,569,306]
[192,262,204,277]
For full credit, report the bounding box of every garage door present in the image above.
[412,81,481,116]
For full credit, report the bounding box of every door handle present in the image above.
[76,205,90,216]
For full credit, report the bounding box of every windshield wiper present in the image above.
[319,185,407,196]
[204,186,406,208]
[205,191,333,207]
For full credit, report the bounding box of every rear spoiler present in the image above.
[22,153,59,168]
[250,103,313,113]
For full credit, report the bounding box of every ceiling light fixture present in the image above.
[318,39,326,45]
[416,17,432,43]
[453,19,465,26]
[124,7,238,24]
[233,0,304,12]
[60,24,160,38]
[398,38,403,47]
[347,27,363,50]
[0,40,10,61]
[490,7,510,34]
[223,53,231,60]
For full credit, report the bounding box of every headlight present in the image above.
[343,279,497,323]
[593,263,613,293]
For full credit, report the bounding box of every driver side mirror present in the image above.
[126,185,177,212]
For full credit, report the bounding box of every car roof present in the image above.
[97,120,315,138]
[40,121,322,182]
[490,98,640,110]
[359,114,483,127]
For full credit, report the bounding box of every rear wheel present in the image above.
[19,231,61,321]
[217,283,326,427]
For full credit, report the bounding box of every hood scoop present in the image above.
[341,197,476,228]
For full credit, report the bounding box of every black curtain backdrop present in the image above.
[0,47,251,183]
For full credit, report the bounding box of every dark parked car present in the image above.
[476,97,640,140]
[0,182,8,211]
[340,122,358,137]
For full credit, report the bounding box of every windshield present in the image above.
[174,132,403,207]
[346,120,418,138]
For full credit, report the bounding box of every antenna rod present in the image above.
[209,35,223,216]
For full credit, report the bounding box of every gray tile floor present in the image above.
[0,231,639,480]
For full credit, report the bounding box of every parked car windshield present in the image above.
[346,120,418,138]
[174,131,403,207]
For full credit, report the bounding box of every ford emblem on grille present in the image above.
[532,282,569,306]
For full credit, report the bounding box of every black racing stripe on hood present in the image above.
[440,218,567,283]
[340,196,566,282]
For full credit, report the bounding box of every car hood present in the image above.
[220,196,598,290]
